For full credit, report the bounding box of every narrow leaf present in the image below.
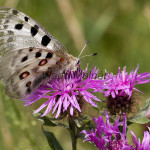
[42,127,63,150]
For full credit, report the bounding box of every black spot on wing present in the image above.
[26,87,31,94]
[46,52,53,58]
[15,24,23,30]
[31,27,37,36]
[41,35,51,46]
[12,9,18,15]
[24,16,29,22]
[31,25,39,36]
[29,48,33,52]
[35,52,41,58]
[21,56,28,62]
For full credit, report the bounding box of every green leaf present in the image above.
[129,117,150,124]
[75,115,91,128]
[42,127,63,150]
[34,112,69,129]
[34,112,57,127]
[74,115,95,139]
[139,98,150,116]
[129,98,150,124]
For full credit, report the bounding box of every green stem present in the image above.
[69,118,77,150]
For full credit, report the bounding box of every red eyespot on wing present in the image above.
[19,71,30,80]
[56,57,65,65]
[26,81,31,87]
[60,57,64,62]
[39,59,47,66]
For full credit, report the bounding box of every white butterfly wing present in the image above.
[0,8,76,99]
[2,48,64,99]
[0,7,67,55]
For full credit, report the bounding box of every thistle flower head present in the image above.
[104,65,150,98]
[102,65,150,116]
[81,111,134,150]
[22,67,103,118]
[81,110,150,150]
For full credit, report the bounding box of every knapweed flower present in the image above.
[81,111,134,150]
[104,65,150,98]
[131,127,150,150]
[22,67,104,118]
[101,65,150,116]
[81,111,150,150]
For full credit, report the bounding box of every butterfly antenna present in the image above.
[80,53,97,59]
[78,40,90,59]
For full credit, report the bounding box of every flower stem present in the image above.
[69,117,77,150]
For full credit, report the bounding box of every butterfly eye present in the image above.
[76,60,80,65]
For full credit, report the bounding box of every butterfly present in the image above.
[0,7,80,99]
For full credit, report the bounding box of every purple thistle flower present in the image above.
[97,65,150,116]
[22,67,103,118]
[131,127,150,150]
[104,65,150,98]
[81,111,134,150]
[81,111,150,150]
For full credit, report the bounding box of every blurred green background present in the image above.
[0,0,150,149]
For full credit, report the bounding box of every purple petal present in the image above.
[34,99,51,114]
[70,105,74,115]
[55,98,63,118]
[41,98,54,116]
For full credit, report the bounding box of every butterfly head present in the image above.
[76,59,81,66]
[64,54,80,71]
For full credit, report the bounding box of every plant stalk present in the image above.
[69,117,77,150]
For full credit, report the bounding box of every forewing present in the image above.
[0,7,67,55]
